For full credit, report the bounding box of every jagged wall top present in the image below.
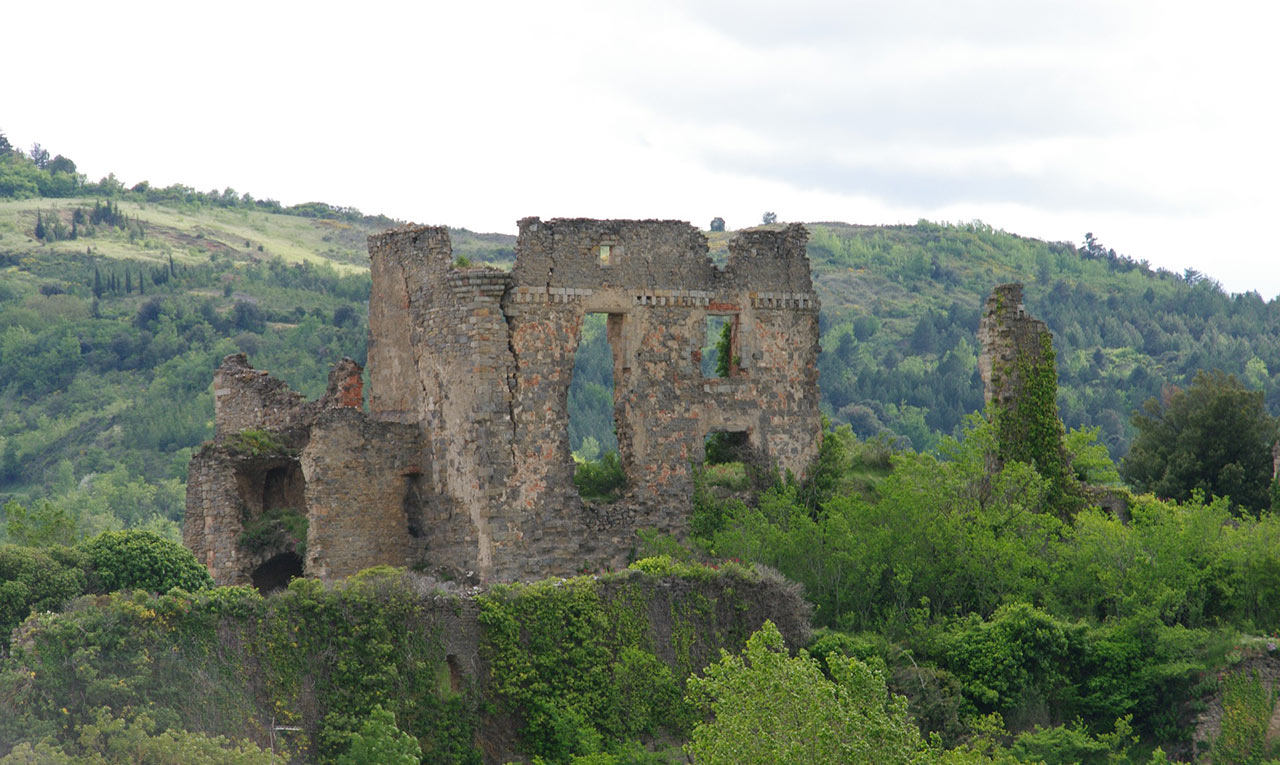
[977,282,1054,408]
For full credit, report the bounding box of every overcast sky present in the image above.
[5,1,1278,295]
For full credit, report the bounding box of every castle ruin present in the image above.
[184,218,822,588]
[977,282,1053,408]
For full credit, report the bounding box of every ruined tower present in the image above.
[185,218,822,587]
[977,282,1054,408]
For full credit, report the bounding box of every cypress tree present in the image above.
[34,211,46,240]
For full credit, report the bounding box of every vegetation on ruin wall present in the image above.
[0,560,785,764]
[477,558,777,762]
[1,567,482,764]
[994,334,1079,515]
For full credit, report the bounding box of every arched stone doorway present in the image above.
[251,551,303,594]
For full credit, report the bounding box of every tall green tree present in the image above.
[1121,370,1276,512]
[685,620,926,764]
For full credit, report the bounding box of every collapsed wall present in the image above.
[186,218,822,586]
[184,354,426,587]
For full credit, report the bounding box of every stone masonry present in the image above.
[185,218,822,587]
[977,282,1052,409]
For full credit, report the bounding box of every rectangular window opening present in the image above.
[703,314,738,377]
[702,429,752,492]
[569,313,625,501]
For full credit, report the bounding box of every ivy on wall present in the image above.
[994,333,1080,515]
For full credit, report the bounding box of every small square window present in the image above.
[599,244,612,264]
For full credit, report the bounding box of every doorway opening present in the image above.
[701,429,753,495]
[251,552,303,594]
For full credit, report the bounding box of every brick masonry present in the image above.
[185,218,822,586]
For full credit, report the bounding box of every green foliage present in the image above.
[335,705,423,765]
[0,709,284,764]
[938,603,1076,723]
[3,498,75,547]
[708,414,1059,633]
[797,421,852,510]
[477,566,754,762]
[714,319,733,378]
[574,451,626,502]
[994,335,1079,516]
[79,529,213,594]
[225,429,290,457]
[0,571,482,764]
[1065,426,1122,485]
[567,312,619,457]
[478,577,622,759]
[1008,716,1138,764]
[1213,671,1278,765]
[1123,370,1276,513]
[0,543,86,649]
[685,620,925,764]
[238,507,308,557]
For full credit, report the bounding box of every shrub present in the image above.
[79,530,213,594]
[0,544,86,649]
[225,429,289,457]
[335,705,422,765]
[574,452,626,501]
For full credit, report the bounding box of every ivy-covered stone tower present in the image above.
[977,283,1077,511]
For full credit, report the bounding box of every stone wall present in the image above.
[187,217,822,587]
[185,354,435,587]
[977,282,1052,409]
[301,409,423,581]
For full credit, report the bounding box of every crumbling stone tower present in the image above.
[977,282,1054,407]
[185,218,822,588]
[977,282,1090,514]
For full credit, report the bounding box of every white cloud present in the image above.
[2,0,1277,294]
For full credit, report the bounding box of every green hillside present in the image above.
[0,195,511,541]
[4,188,1278,543]
[805,221,1280,458]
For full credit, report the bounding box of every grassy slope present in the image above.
[0,197,515,272]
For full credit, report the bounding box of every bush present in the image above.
[79,530,213,594]
[335,705,422,765]
[0,544,86,649]
[574,452,626,501]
